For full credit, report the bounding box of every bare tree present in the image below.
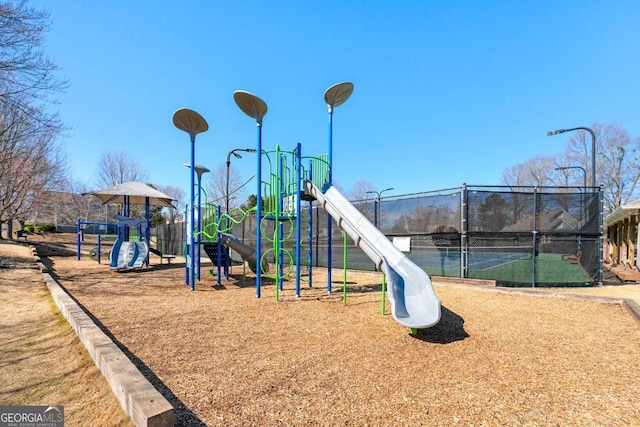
[596,125,639,212]
[32,180,110,229]
[0,1,67,237]
[60,180,109,224]
[204,162,251,210]
[0,101,67,237]
[95,150,149,188]
[156,184,184,223]
[500,155,559,187]
[560,123,640,213]
[348,181,377,201]
[0,1,67,111]
[346,181,378,221]
[501,123,640,215]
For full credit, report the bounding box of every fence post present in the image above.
[461,183,468,279]
[598,184,604,286]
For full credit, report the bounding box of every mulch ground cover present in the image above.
[25,231,636,427]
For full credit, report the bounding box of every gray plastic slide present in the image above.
[109,215,149,270]
[219,233,269,274]
[305,181,441,329]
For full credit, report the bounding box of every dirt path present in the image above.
[0,240,133,427]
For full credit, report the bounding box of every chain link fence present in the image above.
[155,184,603,287]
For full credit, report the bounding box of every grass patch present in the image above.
[0,262,133,426]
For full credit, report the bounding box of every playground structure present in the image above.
[175,82,442,332]
[194,144,315,293]
[182,189,270,282]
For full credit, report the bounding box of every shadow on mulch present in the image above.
[32,241,77,257]
[209,274,277,290]
[412,306,469,344]
[113,262,185,273]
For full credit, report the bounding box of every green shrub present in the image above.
[23,223,35,233]
[35,224,56,233]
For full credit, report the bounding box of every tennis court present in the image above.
[316,245,530,272]
[314,243,589,286]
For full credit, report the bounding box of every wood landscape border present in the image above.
[32,245,175,427]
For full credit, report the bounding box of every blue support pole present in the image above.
[116,210,120,240]
[327,107,333,293]
[308,196,313,288]
[76,219,81,260]
[225,202,230,280]
[256,122,263,298]
[145,197,150,267]
[189,137,196,291]
[308,165,313,288]
[196,175,202,280]
[216,206,222,286]
[184,204,189,285]
[123,195,130,242]
[295,143,302,297]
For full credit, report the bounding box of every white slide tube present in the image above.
[305,181,441,328]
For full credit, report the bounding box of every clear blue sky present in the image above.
[31,0,640,198]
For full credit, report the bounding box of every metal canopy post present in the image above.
[234,90,268,298]
[323,82,354,293]
[173,108,209,291]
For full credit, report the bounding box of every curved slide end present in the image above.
[109,239,123,269]
[382,258,441,329]
[110,240,149,270]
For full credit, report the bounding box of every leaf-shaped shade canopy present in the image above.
[233,91,268,125]
[172,108,209,138]
[324,82,354,109]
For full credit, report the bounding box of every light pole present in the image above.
[183,162,210,280]
[226,148,257,214]
[555,166,587,190]
[234,90,268,298]
[547,127,596,188]
[324,82,354,293]
[366,187,394,228]
[555,166,587,222]
[173,108,208,291]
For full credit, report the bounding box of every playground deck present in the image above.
[26,233,640,426]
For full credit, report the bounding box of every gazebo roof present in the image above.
[84,182,175,208]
